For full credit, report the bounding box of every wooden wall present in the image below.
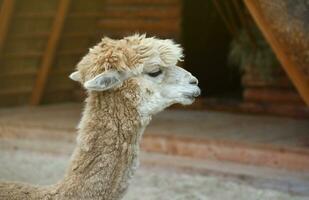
[98,0,181,40]
[0,0,182,107]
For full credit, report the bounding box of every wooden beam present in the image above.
[0,0,15,54]
[243,0,309,106]
[30,0,71,105]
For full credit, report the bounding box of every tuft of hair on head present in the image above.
[69,34,185,92]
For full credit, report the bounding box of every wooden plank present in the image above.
[0,94,30,107]
[15,12,54,18]
[42,89,74,104]
[142,134,309,172]
[0,90,73,106]
[16,0,59,13]
[0,66,37,77]
[57,49,85,57]
[101,6,180,19]
[10,18,53,34]
[104,0,179,6]
[0,87,33,96]
[15,12,102,19]
[45,81,74,93]
[242,72,293,88]
[244,88,304,105]
[1,51,42,59]
[99,29,180,40]
[0,82,74,96]
[98,18,180,33]
[0,0,15,54]
[243,0,309,106]
[5,37,46,53]
[11,31,99,39]
[30,0,71,105]
[11,32,50,39]
[0,66,74,77]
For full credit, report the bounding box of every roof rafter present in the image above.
[0,0,15,54]
[244,0,309,106]
[30,0,71,105]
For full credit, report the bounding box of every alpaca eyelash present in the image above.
[147,69,162,77]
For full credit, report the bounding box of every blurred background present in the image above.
[0,0,309,199]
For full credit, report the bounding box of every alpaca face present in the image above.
[135,63,200,115]
[69,34,200,115]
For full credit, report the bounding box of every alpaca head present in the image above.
[70,34,200,116]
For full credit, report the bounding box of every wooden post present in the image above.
[30,0,71,105]
[0,0,15,54]
[244,0,309,106]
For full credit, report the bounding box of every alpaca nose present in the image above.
[189,77,198,85]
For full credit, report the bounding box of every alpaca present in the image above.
[0,34,200,200]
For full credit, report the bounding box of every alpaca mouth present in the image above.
[184,89,201,99]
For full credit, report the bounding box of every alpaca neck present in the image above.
[57,89,149,199]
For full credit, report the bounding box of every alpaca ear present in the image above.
[69,71,81,82]
[84,71,125,91]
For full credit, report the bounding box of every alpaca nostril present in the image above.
[189,78,198,85]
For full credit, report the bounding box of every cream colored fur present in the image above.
[0,34,200,200]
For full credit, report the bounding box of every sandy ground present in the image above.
[1,103,309,148]
[0,105,308,199]
[0,148,308,200]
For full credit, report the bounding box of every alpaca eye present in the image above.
[147,69,162,77]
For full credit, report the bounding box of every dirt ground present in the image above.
[0,104,309,199]
[1,103,309,148]
[0,141,308,200]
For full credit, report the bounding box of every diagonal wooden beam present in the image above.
[244,0,309,106]
[0,0,15,54]
[30,0,71,105]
